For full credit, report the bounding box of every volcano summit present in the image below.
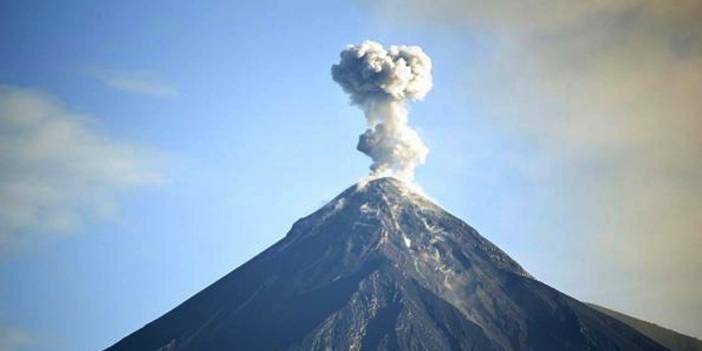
[106,178,668,351]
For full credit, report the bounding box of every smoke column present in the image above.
[332,41,432,182]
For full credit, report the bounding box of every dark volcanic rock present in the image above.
[106,177,668,351]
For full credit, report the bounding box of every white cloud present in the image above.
[0,85,163,249]
[89,68,178,98]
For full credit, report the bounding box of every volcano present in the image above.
[106,177,669,350]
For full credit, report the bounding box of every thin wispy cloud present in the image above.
[0,326,32,351]
[368,0,702,337]
[0,85,163,249]
[89,68,178,98]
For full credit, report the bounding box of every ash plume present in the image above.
[332,41,432,181]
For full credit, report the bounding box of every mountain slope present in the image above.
[588,304,702,351]
[106,177,667,351]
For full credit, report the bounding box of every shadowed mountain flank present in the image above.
[588,304,702,351]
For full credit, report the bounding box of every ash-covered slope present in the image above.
[106,177,667,351]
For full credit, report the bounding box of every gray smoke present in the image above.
[332,41,432,181]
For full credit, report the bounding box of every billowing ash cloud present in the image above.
[332,41,432,181]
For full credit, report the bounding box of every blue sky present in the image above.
[2,1,701,350]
